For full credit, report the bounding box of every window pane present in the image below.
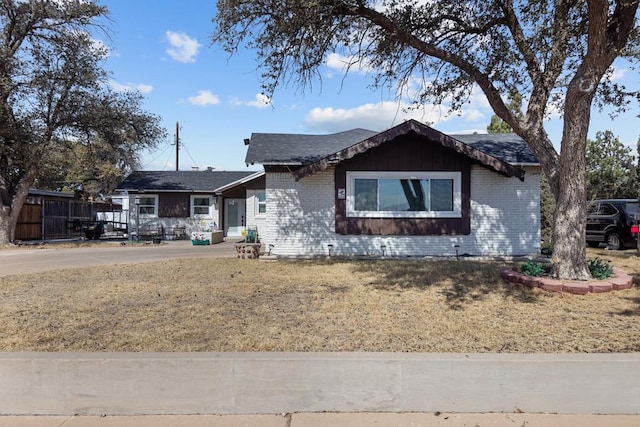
[138,197,155,206]
[139,206,155,215]
[378,179,429,211]
[600,203,617,216]
[194,206,209,214]
[379,179,407,211]
[257,191,266,214]
[193,197,209,206]
[354,179,378,211]
[430,179,453,211]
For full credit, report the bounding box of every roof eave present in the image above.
[293,120,528,182]
[214,170,265,194]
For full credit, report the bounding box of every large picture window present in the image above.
[346,171,461,218]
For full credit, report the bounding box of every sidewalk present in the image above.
[2,413,640,427]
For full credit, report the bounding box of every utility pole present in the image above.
[175,121,180,171]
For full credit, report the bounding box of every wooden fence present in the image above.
[15,200,124,241]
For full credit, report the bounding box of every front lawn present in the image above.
[0,248,638,352]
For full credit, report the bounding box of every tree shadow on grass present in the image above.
[342,259,543,309]
[610,295,640,317]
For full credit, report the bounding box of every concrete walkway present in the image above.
[2,413,640,426]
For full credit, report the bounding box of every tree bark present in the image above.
[0,163,39,245]
[551,76,595,280]
[0,207,11,244]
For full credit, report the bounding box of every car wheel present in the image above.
[606,232,622,250]
[587,241,599,248]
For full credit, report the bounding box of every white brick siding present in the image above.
[265,166,540,257]
[246,189,268,244]
[470,166,540,256]
[128,195,221,238]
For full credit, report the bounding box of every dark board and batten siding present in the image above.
[335,134,472,236]
[158,194,190,218]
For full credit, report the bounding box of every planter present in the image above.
[191,239,210,246]
[191,231,212,245]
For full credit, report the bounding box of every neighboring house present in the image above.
[243,119,541,257]
[114,170,259,238]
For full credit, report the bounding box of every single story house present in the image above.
[114,170,263,238]
[242,119,541,257]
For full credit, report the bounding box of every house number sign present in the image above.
[337,188,346,199]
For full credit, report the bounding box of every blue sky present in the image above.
[100,1,640,172]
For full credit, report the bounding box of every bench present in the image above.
[164,226,187,240]
[135,225,164,243]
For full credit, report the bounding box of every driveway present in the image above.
[0,240,240,277]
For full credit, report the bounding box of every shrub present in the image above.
[588,257,613,280]
[520,261,547,277]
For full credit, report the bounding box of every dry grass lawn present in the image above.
[0,247,639,352]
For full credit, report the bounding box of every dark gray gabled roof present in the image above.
[115,170,257,193]
[245,120,539,182]
[451,133,538,165]
[245,128,379,165]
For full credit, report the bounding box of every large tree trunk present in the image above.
[0,207,12,244]
[551,77,594,281]
[0,166,37,245]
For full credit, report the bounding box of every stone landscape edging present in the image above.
[500,266,634,294]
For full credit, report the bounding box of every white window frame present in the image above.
[255,191,266,217]
[346,171,462,218]
[190,195,214,218]
[135,195,158,217]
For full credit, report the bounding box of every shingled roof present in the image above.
[245,120,538,182]
[115,170,257,193]
[452,133,539,165]
[245,128,378,165]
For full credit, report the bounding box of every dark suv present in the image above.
[586,199,639,249]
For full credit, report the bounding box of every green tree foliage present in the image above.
[586,131,637,200]
[213,0,639,279]
[0,0,166,243]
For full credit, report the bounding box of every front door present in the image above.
[224,198,245,237]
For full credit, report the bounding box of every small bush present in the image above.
[520,261,547,277]
[588,257,613,280]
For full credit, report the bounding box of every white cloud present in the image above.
[188,90,220,106]
[305,98,489,133]
[607,66,627,82]
[305,101,436,132]
[165,31,201,63]
[109,80,154,94]
[246,93,272,109]
[325,52,372,75]
[230,93,272,109]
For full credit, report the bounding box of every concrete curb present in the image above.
[3,413,640,427]
[1,352,639,416]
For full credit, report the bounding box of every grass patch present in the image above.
[0,248,639,352]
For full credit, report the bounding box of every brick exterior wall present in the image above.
[263,166,540,257]
[246,189,268,242]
